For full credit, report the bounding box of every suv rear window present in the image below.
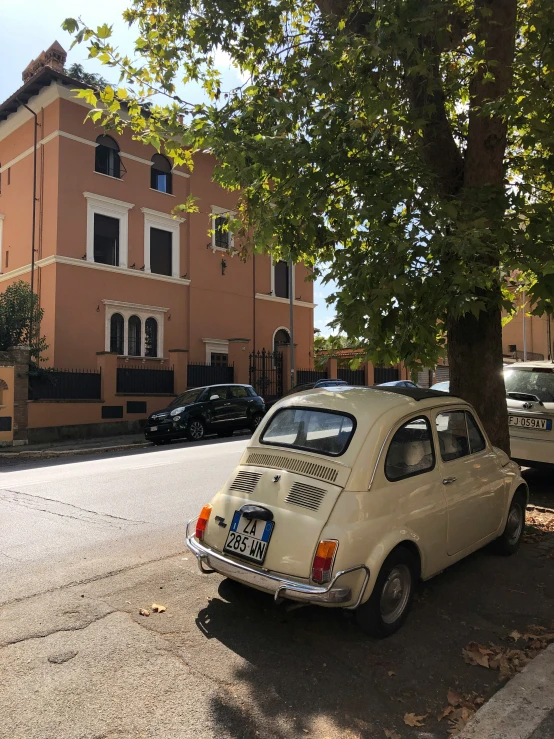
[505,368,554,403]
[260,408,355,456]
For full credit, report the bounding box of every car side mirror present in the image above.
[210,394,220,401]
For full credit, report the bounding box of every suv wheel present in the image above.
[186,419,205,442]
[250,413,263,432]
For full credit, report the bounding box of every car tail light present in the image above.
[311,540,338,584]
[195,504,212,541]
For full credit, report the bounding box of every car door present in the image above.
[204,386,231,428]
[227,386,252,427]
[433,408,505,556]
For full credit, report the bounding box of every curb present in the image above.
[0,441,151,460]
[459,644,554,739]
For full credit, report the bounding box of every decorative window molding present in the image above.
[103,299,168,358]
[211,205,235,251]
[255,293,316,309]
[0,214,4,275]
[202,338,229,364]
[270,256,294,299]
[141,207,183,278]
[84,192,134,268]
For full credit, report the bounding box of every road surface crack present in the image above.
[0,609,117,648]
[0,488,148,528]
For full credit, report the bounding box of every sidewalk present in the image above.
[0,433,149,459]
[459,644,554,739]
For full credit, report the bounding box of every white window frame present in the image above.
[103,300,168,359]
[84,192,134,268]
[270,256,295,299]
[202,338,229,365]
[0,214,4,274]
[141,208,183,278]
[211,205,235,251]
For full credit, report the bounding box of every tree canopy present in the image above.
[0,281,47,362]
[63,0,554,449]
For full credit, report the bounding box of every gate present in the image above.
[296,368,328,385]
[338,367,365,385]
[249,350,283,401]
[374,366,399,384]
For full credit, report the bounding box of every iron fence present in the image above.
[296,368,328,385]
[337,367,366,385]
[374,366,399,384]
[29,368,102,400]
[187,362,234,388]
[117,365,174,394]
[249,350,283,400]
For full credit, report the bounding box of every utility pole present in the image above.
[522,290,527,361]
[289,259,295,389]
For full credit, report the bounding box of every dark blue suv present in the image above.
[145,384,265,445]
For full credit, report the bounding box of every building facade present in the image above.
[0,44,314,377]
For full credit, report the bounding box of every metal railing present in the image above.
[29,368,102,400]
[187,362,234,389]
[296,368,328,385]
[116,365,174,394]
[249,350,283,399]
[337,368,365,385]
[373,367,399,384]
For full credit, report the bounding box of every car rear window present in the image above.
[505,368,554,403]
[260,408,355,456]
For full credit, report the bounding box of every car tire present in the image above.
[355,546,417,639]
[492,489,526,556]
[250,413,263,432]
[186,419,205,442]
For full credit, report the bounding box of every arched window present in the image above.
[95,135,121,178]
[151,154,172,194]
[128,315,141,356]
[110,313,124,354]
[273,328,290,354]
[145,317,158,357]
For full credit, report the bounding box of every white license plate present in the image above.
[223,511,274,564]
[509,416,552,431]
[149,426,158,432]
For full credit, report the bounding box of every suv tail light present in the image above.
[311,540,338,584]
[195,504,212,541]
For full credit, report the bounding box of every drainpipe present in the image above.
[522,290,527,361]
[17,99,39,356]
[289,259,295,388]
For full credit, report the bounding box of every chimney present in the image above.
[22,41,67,83]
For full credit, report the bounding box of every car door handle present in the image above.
[442,477,457,485]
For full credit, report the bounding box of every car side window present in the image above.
[229,386,249,399]
[466,412,486,454]
[209,387,227,401]
[436,411,470,461]
[385,416,435,482]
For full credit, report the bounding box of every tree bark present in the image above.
[447,303,510,452]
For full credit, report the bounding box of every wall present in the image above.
[502,296,552,359]
[0,365,15,444]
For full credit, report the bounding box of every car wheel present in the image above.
[492,490,526,556]
[355,546,417,639]
[250,413,263,432]
[186,419,205,442]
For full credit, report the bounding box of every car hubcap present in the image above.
[253,416,261,428]
[506,504,523,546]
[380,565,411,624]
[190,421,203,440]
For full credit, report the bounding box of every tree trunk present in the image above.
[447,302,510,453]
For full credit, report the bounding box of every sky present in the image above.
[0,0,337,334]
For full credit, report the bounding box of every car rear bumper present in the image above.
[510,431,554,466]
[185,519,370,607]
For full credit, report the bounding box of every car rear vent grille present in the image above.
[286,482,327,511]
[246,452,338,483]
[229,470,262,494]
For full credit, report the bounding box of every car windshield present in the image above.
[261,408,355,456]
[168,388,203,409]
[504,368,554,403]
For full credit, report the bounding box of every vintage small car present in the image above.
[186,386,527,637]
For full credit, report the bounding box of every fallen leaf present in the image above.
[388,671,396,677]
[438,705,455,721]
[447,689,463,707]
[139,609,150,617]
[509,630,522,641]
[403,713,426,727]
[462,643,491,669]
[151,603,166,613]
[384,730,401,739]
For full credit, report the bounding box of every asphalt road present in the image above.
[1,441,553,738]
[0,435,250,605]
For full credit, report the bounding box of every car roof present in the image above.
[505,362,554,370]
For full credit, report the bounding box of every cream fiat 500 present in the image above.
[186,386,527,637]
